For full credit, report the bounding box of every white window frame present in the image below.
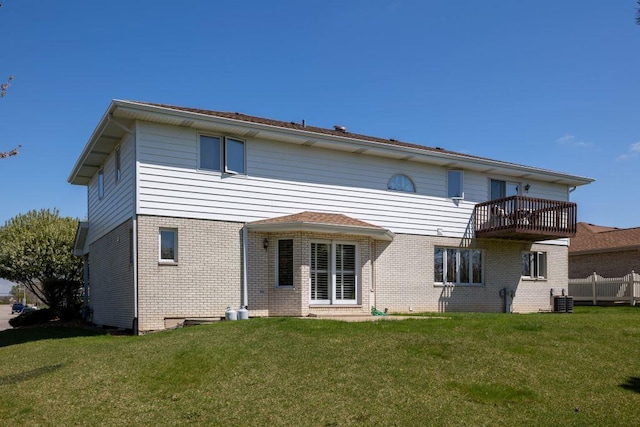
[309,240,359,305]
[224,137,246,174]
[159,228,178,263]
[447,170,464,199]
[97,169,104,199]
[276,238,294,288]
[522,251,547,279]
[434,247,483,286]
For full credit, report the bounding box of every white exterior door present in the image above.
[310,241,358,305]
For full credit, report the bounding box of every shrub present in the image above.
[9,308,54,327]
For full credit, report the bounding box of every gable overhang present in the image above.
[247,221,395,241]
[70,100,595,188]
[68,102,135,185]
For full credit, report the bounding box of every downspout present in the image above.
[132,122,139,333]
[242,225,249,309]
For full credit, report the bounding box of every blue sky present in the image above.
[0,1,639,230]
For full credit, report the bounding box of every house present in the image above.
[68,100,594,333]
[569,222,640,278]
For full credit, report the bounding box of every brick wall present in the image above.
[88,219,135,330]
[374,235,568,314]
[133,215,570,332]
[136,215,243,332]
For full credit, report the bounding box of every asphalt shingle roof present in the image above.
[570,222,640,253]
[249,211,383,230]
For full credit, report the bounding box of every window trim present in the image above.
[434,247,483,286]
[447,170,464,199]
[159,228,178,264]
[276,238,294,288]
[97,169,104,199]
[522,251,547,280]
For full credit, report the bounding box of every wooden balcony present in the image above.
[474,196,577,241]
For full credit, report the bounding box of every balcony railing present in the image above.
[474,196,577,241]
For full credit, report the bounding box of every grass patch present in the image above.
[1,307,640,425]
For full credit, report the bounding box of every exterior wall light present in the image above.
[263,238,269,250]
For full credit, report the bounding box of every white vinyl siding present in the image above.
[86,132,135,249]
[135,122,571,241]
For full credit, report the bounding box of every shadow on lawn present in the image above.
[0,363,65,386]
[0,326,105,348]
[620,377,640,394]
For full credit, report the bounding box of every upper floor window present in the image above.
[447,170,464,199]
[387,174,415,192]
[522,251,546,279]
[98,169,104,199]
[225,137,245,174]
[199,135,246,174]
[199,135,222,172]
[115,147,121,183]
[434,247,483,285]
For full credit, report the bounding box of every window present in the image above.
[159,229,177,263]
[98,169,104,199]
[277,239,294,287]
[434,247,483,285]
[522,251,546,279]
[310,241,358,304]
[225,137,245,174]
[387,174,415,192]
[447,170,464,199]
[199,135,246,174]
[199,135,221,172]
[115,147,121,183]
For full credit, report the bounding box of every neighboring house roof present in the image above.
[247,211,395,241]
[68,99,595,187]
[570,222,640,254]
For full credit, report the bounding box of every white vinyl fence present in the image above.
[568,271,640,306]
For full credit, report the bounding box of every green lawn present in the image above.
[1,307,639,426]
